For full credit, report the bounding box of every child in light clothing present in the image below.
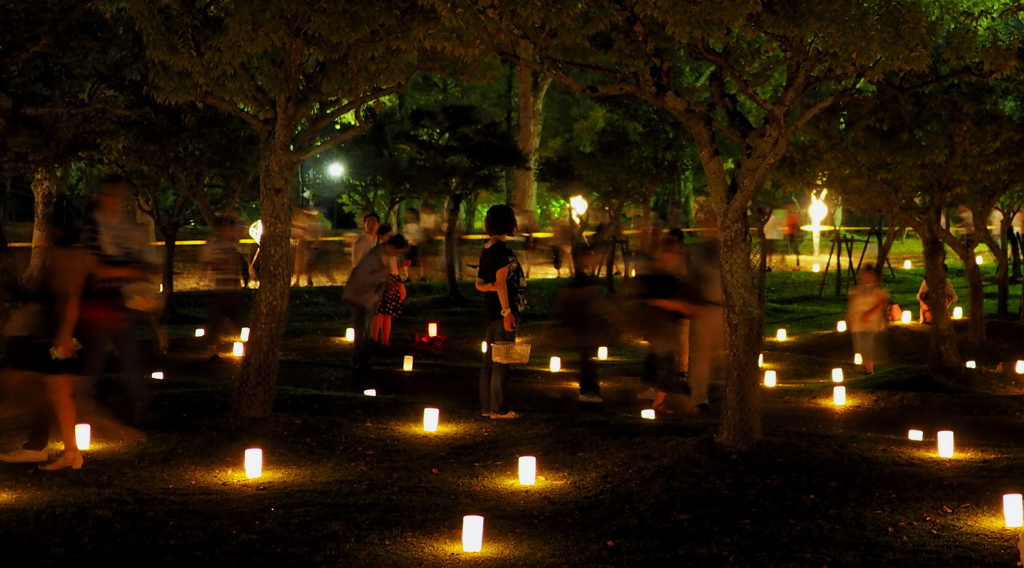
[847,267,889,374]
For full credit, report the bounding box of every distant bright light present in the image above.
[854,353,863,365]
[812,263,821,273]
[569,195,588,217]
[901,310,912,324]
[240,327,250,342]
[232,342,244,357]
[776,329,787,341]
[327,162,344,178]
[597,347,608,360]
[641,409,656,420]
[248,220,263,245]
[763,370,777,387]
[837,320,847,332]
[952,306,963,320]
[975,255,983,265]
[831,368,844,383]
[151,371,164,380]
[903,260,912,269]
[363,389,376,397]
[908,429,923,441]
[966,360,976,369]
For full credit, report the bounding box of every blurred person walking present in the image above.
[351,212,380,271]
[554,244,607,402]
[0,198,90,469]
[401,208,426,282]
[848,266,889,374]
[343,234,408,376]
[78,176,157,424]
[476,205,526,419]
[201,216,247,360]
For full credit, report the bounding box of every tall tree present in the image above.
[123,0,439,417]
[437,0,954,449]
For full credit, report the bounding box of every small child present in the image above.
[847,266,889,374]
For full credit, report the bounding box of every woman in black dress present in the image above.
[475,205,526,419]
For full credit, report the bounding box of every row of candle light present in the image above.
[809,257,984,274]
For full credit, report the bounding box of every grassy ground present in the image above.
[2,259,1024,567]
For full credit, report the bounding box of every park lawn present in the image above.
[2,273,1024,566]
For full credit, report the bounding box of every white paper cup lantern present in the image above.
[976,255,983,265]
[75,423,91,450]
[776,329,787,341]
[462,515,484,552]
[854,353,863,365]
[232,342,244,357]
[240,327,250,342]
[518,456,537,486]
[403,356,414,371]
[345,328,355,342]
[952,306,963,320]
[194,328,205,338]
[549,357,561,372]
[481,341,488,354]
[812,263,821,273]
[937,430,954,458]
[244,448,262,478]
[763,370,777,387]
[423,408,439,432]
[965,360,976,369]
[837,320,847,332]
[597,347,608,360]
[1016,360,1024,374]
[833,386,846,406]
[1004,494,1024,528]
[903,260,912,269]
[641,409,656,420]
[427,323,438,337]
[831,368,844,383]
[908,429,923,441]
[151,371,164,380]
[901,310,912,324]
[758,353,764,367]
[363,389,377,397]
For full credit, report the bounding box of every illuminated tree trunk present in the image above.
[233,145,295,418]
[961,254,986,346]
[24,167,63,289]
[919,228,961,368]
[444,192,465,302]
[511,64,550,215]
[717,200,764,452]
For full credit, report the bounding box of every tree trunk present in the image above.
[982,226,1010,317]
[511,64,550,215]
[877,221,899,276]
[444,192,464,302]
[24,167,63,289]
[920,232,960,368]
[232,147,295,418]
[1011,227,1022,281]
[159,224,180,321]
[961,254,986,345]
[716,204,764,452]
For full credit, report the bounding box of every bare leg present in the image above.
[381,316,392,346]
[371,314,383,342]
[37,373,83,470]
